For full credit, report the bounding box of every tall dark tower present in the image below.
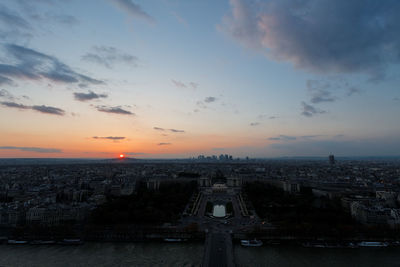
[329,154,335,165]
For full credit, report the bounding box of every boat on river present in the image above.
[241,239,263,247]
[7,240,28,245]
[358,241,388,247]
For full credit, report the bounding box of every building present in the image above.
[226,177,242,188]
[329,154,335,165]
[198,177,211,187]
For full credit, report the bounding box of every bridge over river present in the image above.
[202,232,235,267]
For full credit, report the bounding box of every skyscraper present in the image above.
[329,154,335,165]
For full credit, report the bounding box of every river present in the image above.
[0,242,203,267]
[1,243,400,267]
[235,245,400,267]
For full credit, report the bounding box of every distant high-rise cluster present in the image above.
[329,154,335,165]
[196,154,234,161]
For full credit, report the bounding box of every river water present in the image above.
[0,242,203,267]
[1,243,400,267]
[235,245,400,267]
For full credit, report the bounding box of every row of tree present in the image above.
[91,181,197,225]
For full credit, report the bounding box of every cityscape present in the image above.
[1,0,400,266]
[0,156,400,265]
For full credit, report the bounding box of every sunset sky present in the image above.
[0,0,400,158]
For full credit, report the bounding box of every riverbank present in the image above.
[1,241,400,267]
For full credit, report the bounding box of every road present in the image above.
[202,232,234,267]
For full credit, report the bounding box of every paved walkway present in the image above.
[187,188,261,266]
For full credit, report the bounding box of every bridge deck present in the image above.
[202,232,235,267]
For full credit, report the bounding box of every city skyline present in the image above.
[1,0,400,158]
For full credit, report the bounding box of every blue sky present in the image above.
[0,0,399,158]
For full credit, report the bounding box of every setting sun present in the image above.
[119,154,125,158]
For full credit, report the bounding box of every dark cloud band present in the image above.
[74,91,108,101]
[1,101,65,115]
[220,0,400,79]
[153,127,185,133]
[0,146,62,153]
[0,44,104,86]
[92,136,126,140]
[96,105,134,115]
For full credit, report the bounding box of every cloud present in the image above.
[301,101,326,117]
[12,0,79,26]
[268,135,297,141]
[307,80,336,104]
[257,114,278,120]
[219,0,400,79]
[0,4,31,30]
[196,101,207,109]
[96,105,134,115]
[0,146,62,153]
[158,143,171,146]
[153,127,165,131]
[195,96,220,112]
[0,1,80,43]
[82,46,138,68]
[125,152,146,155]
[393,97,400,102]
[1,101,65,115]
[189,82,198,89]
[0,44,103,86]
[0,90,28,102]
[301,135,322,139]
[172,80,186,88]
[310,90,335,104]
[0,89,15,100]
[250,122,260,126]
[347,87,361,96]
[31,105,65,115]
[268,134,324,142]
[204,96,217,103]
[171,80,198,89]
[0,4,32,41]
[169,129,185,133]
[0,75,13,85]
[92,136,125,140]
[74,91,108,101]
[0,101,29,109]
[47,14,79,25]
[108,0,154,23]
[30,13,79,26]
[218,0,264,50]
[153,127,185,133]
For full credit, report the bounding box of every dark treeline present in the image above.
[226,202,233,215]
[244,182,364,237]
[245,182,400,239]
[91,181,197,225]
[177,172,200,178]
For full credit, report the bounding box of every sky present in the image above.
[0,0,399,159]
